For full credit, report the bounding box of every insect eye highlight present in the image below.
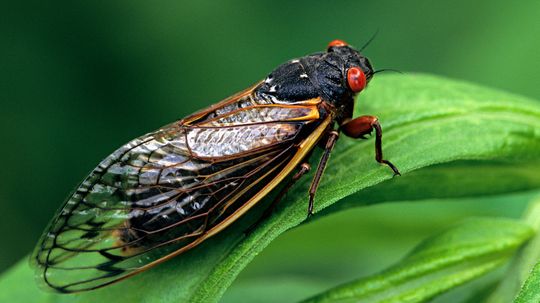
[346,67,366,93]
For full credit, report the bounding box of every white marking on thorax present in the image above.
[300,73,308,78]
[269,85,277,92]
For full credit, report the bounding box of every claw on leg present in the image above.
[341,115,400,176]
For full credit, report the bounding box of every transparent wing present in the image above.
[32,94,324,292]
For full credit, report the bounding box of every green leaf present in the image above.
[484,197,540,303]
[300,218,534,303]
[1,74,540,302]
[222,276,329,303]
[514,261,540,303]
[513,198,540,303]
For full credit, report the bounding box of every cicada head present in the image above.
[321,39,375,111]
[326,39,375,92]
[255,39,375,122]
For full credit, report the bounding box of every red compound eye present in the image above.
[327,39,348,49]
[347,67,367,93]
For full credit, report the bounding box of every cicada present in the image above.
[32,39,400,293]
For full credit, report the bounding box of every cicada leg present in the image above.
[307,130,340,217]
[341,115,400,176]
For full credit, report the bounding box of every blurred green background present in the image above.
[1,0,539,301]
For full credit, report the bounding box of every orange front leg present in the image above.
[341,115,400,176]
